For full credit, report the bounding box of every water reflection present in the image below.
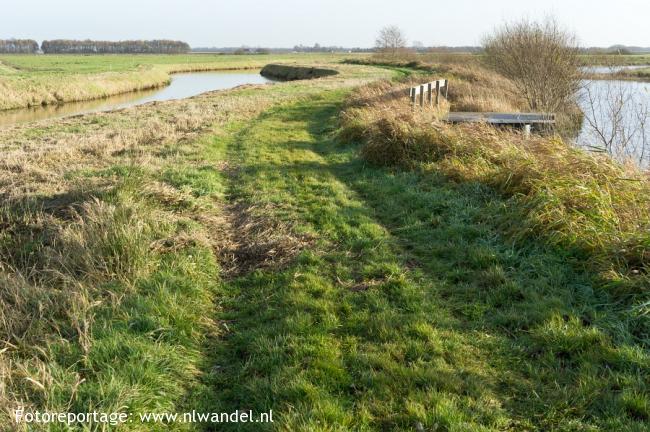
[582,65,650,74]
[0,71,275,127]
[576,79,650,168]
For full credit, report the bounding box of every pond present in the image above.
[581,65,650,74]
[576,68,650,168]
[0,71,276,127]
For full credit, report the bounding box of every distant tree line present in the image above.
[40,39,190,54]
[0,39,39,53]
[293,44,374,53]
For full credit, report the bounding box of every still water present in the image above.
[576,65,650,168]
[582,65,650,74]
[0,71,275,127]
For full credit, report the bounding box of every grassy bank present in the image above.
[260,63,339,80]
[1,56,648,431]
[609,67,650,81]
[0,53,369,110]
[0,62,388,430]
[184,88,647,430]
[340,70,650,338]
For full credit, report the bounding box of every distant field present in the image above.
[0,53,370,110]
[2,52,644,112]
[0,53,368,75]
[579,53,650,66]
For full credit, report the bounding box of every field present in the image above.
[0,53,369,110]
[0,54,648,431]
[579,53,650,66]
[1,52,649,112]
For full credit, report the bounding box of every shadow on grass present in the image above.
[198,97,649,431]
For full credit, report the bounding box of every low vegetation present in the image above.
[340,66,650,331]
[581,53,650,67]
[1,49,649,430]
[0,63,390,430]
[597,67,650,81]
[0,53,368,111]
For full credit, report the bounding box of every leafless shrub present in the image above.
[483,17,583,114]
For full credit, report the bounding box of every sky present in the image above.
[1,0,649,48]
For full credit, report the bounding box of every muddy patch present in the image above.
[209,201,313,277]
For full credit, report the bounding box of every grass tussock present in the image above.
[0,192,167,420]
[341,77,650,335]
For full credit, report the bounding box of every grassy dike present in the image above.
[0,64,388,431]
[194,94,648,431]
[1,61,648,431]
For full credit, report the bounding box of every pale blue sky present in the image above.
[2,0,647,47]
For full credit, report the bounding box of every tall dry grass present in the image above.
[0,85,280,424]
[344,56,584,133]
[340,75,650,340]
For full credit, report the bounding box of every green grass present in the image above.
[2,62,647,430]
[0,53,366,76]
[0,179,222,431]
[0,64,392,430]
[0,53,370,110]
[184,93,647,430]
[579,54,650,66]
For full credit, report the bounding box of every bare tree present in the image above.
[375,26,408,58]
[483,18,583,113]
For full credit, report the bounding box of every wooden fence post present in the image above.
[409,80,451,107]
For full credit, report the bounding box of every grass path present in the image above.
[188,92,647,431]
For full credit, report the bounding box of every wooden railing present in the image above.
[409,79,449,107]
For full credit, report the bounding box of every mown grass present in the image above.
[195,92,648,430]
[0,53,363,75]
[0,63,390,430]
[579,54,650,66]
